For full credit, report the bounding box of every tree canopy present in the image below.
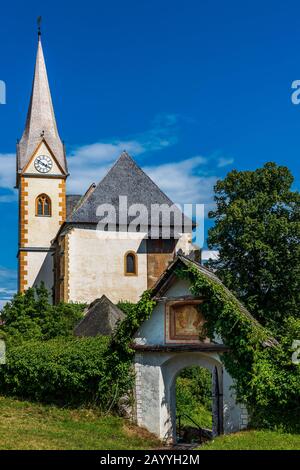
[0,283,85,344]
[208,162,300,333]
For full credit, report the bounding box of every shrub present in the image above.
[0,337,111,407]
[178,366,212,410]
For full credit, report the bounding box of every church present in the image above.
[16,34,195,305]
[15,33,253,442]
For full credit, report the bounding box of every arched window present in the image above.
[36,194,52,217]
[124,251,138,276]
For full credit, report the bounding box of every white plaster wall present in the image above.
[26,177,63,247]
[134,278,192,346]
[26,251,53,294]
[135,353,165,438]
[67,229,148,304]
[222,368,248,433]
[33,251,54,295]
[133,275,248,441]
[25,142,62,175]
[135,352,226,442]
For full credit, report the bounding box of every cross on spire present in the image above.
[37,16,42,38]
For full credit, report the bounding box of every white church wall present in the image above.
[26,251,53,294]
[67,228,149,304]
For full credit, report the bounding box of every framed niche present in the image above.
[165,299,207,344]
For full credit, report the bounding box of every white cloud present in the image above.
[201,250,219,261]
[0,266,17,308]
[67,113,179,194]
[217,157,234,168]
[144,156,217,207]
[0,300,8,309]
[67,114,219,212]
[0,153,17,201]
[0,114,231,217]
[68,141,146,194]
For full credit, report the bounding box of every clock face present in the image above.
[34,155,53,174]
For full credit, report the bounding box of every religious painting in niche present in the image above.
[168,301,206,342]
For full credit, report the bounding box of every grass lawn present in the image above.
[200,430,300,450]
[179,403,212,430]
[0,396,161,450]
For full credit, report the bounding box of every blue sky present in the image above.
[0,0,300,304]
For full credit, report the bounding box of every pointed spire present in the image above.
[17,33,67,174]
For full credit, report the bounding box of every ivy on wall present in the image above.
[98,292,157,412]
[112,260,299,430]
[176,263,300,431]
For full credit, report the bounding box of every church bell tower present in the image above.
[16,29,68,295]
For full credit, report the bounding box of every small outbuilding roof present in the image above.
[74,295,125,337]
[151,255,256,322]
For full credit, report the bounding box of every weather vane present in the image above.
[37,16,42,37]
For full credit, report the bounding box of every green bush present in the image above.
[0,337,111,406]
[178,366,212,409]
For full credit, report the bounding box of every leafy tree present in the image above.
[0,283,85,344]
[207,162,300,332]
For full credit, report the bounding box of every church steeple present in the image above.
[17,34,67,183]
[17,31,67,296]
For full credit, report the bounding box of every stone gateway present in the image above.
[133,256,248,443]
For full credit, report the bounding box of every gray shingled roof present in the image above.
[67,152,193,229]
[74,295,125,337]
[151,255,258,323]
[66,195,82,218]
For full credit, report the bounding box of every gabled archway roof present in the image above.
[150,255,278,348]
[151,255,275,338]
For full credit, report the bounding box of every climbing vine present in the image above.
[98,291,156,411]
[176,264,300,431]
[97,263,299,429]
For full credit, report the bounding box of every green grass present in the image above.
[0,396,161,450]
[179,403,212,429]
[200,430,300,450]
